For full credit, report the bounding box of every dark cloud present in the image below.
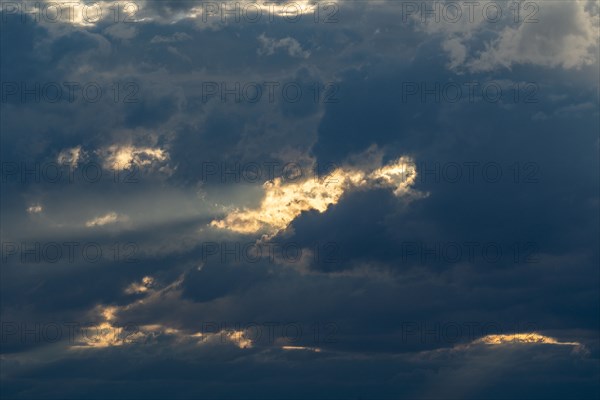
[1,2,598,398]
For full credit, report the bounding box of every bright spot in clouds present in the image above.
[282,345,322,352]
[125,276,156,294]
[57,146,84,167]
[26,204,43,214]
[99,145,168,171]
[475,333,582,347]
[211,156,420,235]
[85,212,129,227]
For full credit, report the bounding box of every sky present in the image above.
[0,0,599,399]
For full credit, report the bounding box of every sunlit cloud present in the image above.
[223,330,253,349]
[26,204,43,214]
[57,146,85,167]
[98,144,169,171]
[474,333,582,347]
[282,345,322,352]
[211,156,420,236]
[124,276,156,294]
[33,0,131,27]
[85,211,129,228]
[180,0,325,22]
[71,304,255,350]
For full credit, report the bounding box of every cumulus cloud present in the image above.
[467,0,599,71]
[258,33,311,59]
[124,276,156,294]
[2,1,598,397]
[442,37,468,70]
[72,276,257,350]
[57,146,85,167]
[419,0,599,72]
[98,144,169,171]
[210,156,420,235]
